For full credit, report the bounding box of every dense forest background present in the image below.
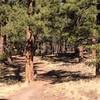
[0,0,100,83]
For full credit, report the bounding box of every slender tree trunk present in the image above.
[0,35,4,55]
[25,0,37,83]
[38,42,42,55]
[50,39,54,54]
[25,26,34,83]
[92,37,96,59]
[65,41,67,53]
[57,42,59,54]
[62,40,65,53]
[54,42,57,54]
[96,63,100,76]
[92,37,100,76]
[3,35,6,53]
[58,40,62,53]
[79,45,84,60]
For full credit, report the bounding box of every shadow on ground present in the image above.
[0,56,25,84]
[0,54,94,84]
[0,63,24,84]
[0,57,44,84]
[41,53,86,63]
[37,70,95,84]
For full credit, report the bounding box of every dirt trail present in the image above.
[8,56,68,100]
[1,56,100,100]
[9,81,67,100]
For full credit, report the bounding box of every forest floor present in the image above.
[0,55,100,100]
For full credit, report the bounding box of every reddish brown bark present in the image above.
[25,0,37,83]
[25,26,34,83]
[92,37,96,59]
[79,45,84,60]
[91,37,100,76]
[0,35,4,55]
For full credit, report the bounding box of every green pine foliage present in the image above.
[0,0,99,60]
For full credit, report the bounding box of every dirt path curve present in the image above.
[9,81,47,100]
[8,56,67,100]
[8,81,66,100]
[5,56,98,100]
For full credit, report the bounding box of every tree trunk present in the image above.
[0,35,4,55]
[25,0,37,83]
[25,26,34,83]
[96,63,100,76]
[92,38,96,59]
[79,45,84,60]
[91,37,100,76]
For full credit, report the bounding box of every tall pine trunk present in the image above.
[92,37,100,76]
[79,45,84,61]
[92,37,96,59]
[25,0,37,83]
[0,35,4,55]
[25,26,34,83]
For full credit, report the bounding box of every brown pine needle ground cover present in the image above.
[0,56,100,100]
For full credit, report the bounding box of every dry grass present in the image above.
[34,57,100,100]
[0,56,100,100]
[0,82,27,98]
[50,78,100,100]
